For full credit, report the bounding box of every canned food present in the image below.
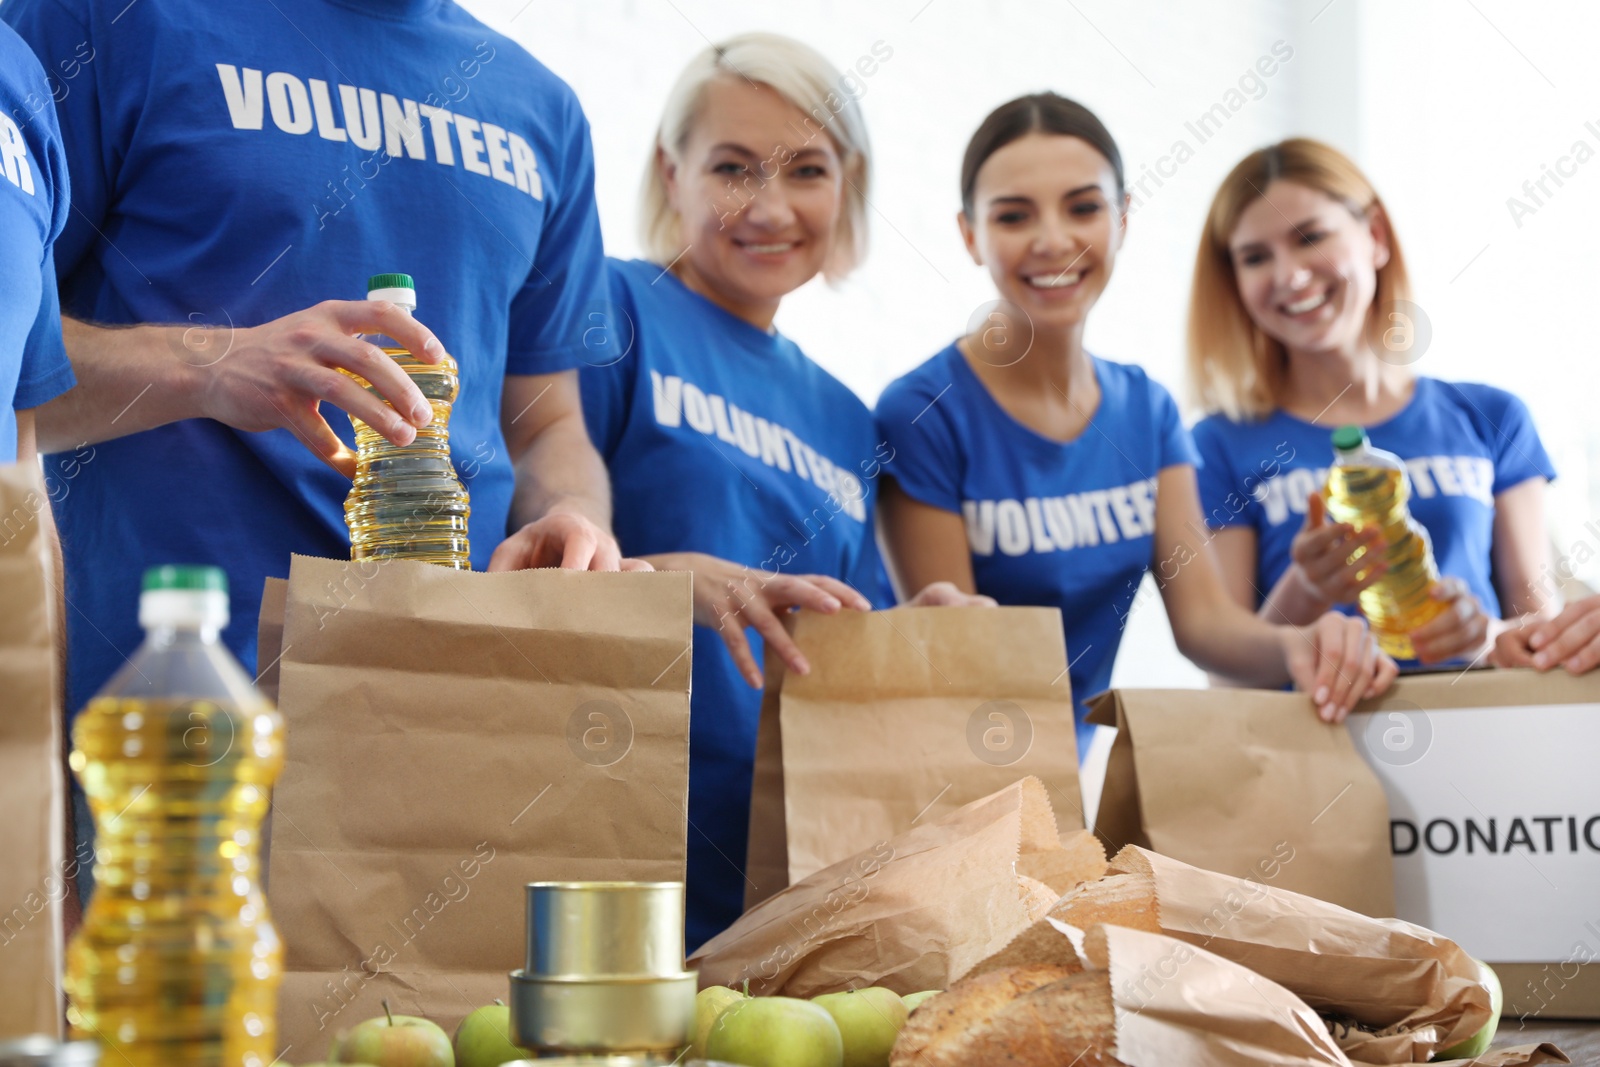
[525,882,684,978]
[508,968,696,1054]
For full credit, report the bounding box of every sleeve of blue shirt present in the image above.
[873,373,965,513]
[7,20,76,411]
[1190,417,1255,530]
[577,264,635,460]
[1151,375,1200,470]
[504,91,611,376]
[3,0,106,290]
[17,247,75,409]
[1480,387,1557,494]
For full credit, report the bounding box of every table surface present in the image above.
[1508,1022,1600,1064]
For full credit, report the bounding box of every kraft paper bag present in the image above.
[967,919,1565,1067]
[992,844,1516,1062]
[1089,688,1394,916]
[744,606,1083,911]
[1089,924,1350,1067]
[694,776,1106,997]
[0,464,66,1037]
[267,554,692,1060]
[256,576,288,705]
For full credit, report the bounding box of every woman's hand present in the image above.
[1492,594,1600,674]
[905,581,997,607]
[646,552,872,688]
[1282,612,1399,723]
[1407,577,1493,665]
[1286,491,1387,608]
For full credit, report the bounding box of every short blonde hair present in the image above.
[1187,138,1411,421]
[640,32,872,282]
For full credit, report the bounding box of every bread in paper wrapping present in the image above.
[958,845,1570,1066]
[689,777,1106,995]
[896,922,1351,1067]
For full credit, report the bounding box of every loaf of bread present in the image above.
[965,870,1160,980]
[890,964,1124,1067]
[1051,870,1160,933]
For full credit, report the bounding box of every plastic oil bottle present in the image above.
[343,272,471,568]
[1322,425,1447,658]
[65,565,284,1067]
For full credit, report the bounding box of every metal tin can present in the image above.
[525,882,684,978]
[509,969,696,1054]
[0,1038,101,1067]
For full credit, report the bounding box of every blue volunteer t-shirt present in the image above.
[5,0,609,717]
[583,258,892,952]
[0,21,75,460]
[875,345,1198,759]
[1192,378,1556,631]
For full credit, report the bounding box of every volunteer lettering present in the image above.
[963,477,1159,557]
[214,57,544,203]
[648,370,867,522]
[1250,456,1495,526]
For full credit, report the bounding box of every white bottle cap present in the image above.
[367,272,417,311]
[139,565,230,630]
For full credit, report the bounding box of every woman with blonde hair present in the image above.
[1188,138,1556,671]
[580,32,973,950]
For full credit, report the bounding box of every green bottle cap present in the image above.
[141,564,229,595]
[1330,425,1366,451]
[368,273,414,292]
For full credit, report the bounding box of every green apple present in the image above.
[692,985,749,1058]
[705,997,843,1067]
[812,988,907,1067]
[900,991,940,1014]
[1434,959,1503,1061]
[452,999,530,1067]
[333,1001,455,1067]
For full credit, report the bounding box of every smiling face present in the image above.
[660,77,846,329]
[1227,179,1391,358]
[959,132,1127,332]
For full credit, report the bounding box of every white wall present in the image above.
[463,0,1600,699]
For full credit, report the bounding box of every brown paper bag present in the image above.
[952,920,1565,1067]
[0,464,65,1037]
[1089,688,1393,916]
[694,776,1105,996]
[745,606,1082,910]
[971,845,1568,1065]
[1106,846,1489,1062]
[256,576,288,705]
[1090,923,1351,1066]
[267,554,692,1060]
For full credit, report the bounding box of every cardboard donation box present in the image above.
[1089,688,1395,917]
[1350,668,1600,1019]
[262,555,693,1057]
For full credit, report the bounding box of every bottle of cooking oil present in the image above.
[1323,425,1447,658]
[65,565,284,1067]
[343,272,471,568]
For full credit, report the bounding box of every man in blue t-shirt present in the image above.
[4,0,629,729]
[0,21,76,463]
